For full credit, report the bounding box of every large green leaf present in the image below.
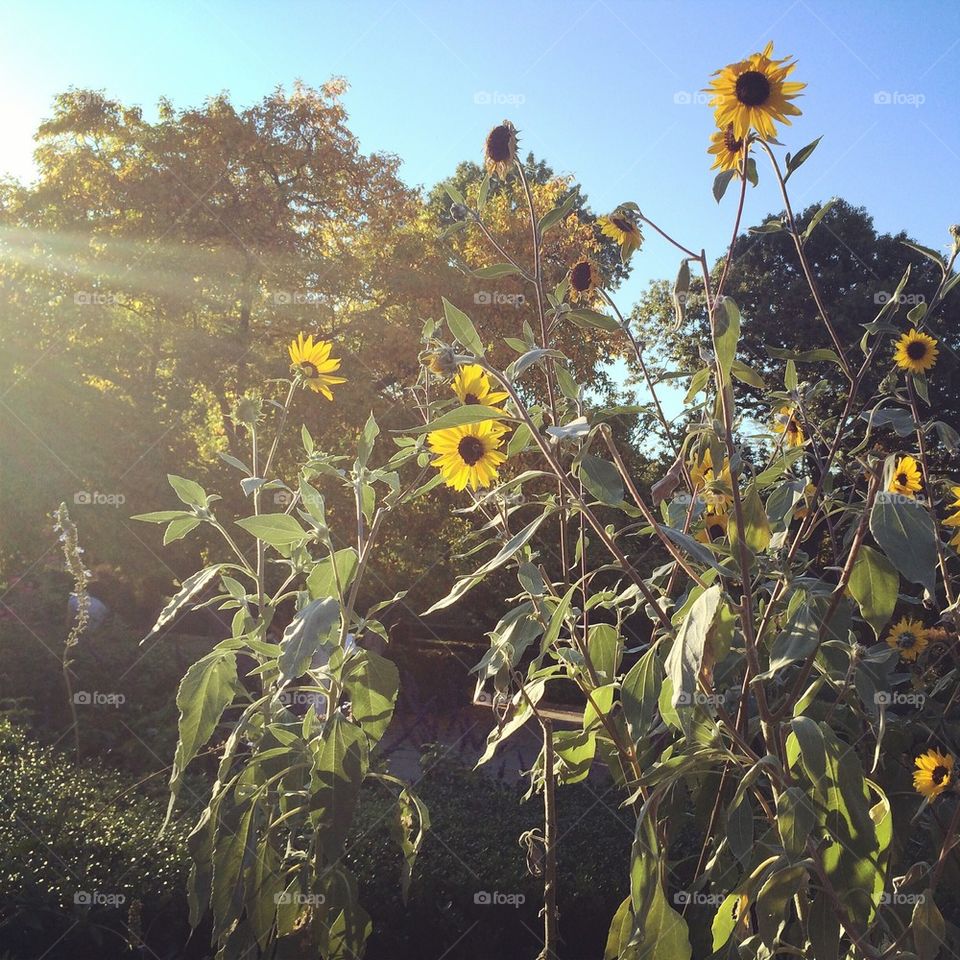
[848,545,899,638]
[307,547,359,601]
[142,564,223,642]
[665,584,723,708]
[343,651,399,744]
[442,297,484,357]
[870,494,938,596]
[578,454,625,506]
[236,513,310,549]
[168,650,238,817]
[278,597,340,683]
[714,298,741,382]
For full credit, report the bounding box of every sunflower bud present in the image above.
[232,393,264,427]
[449,203,469,222]
[950,224,960,254]
[426,346,459,377]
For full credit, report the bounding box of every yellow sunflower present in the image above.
[886,616,929,661]
[696,512,728,544]
[568,258,601,302]
[288,334,346,400]
[794,482,817,520]
[943,485,960,548]
[913,749,954,801]
[690,449,732,515]
[893,329,939,375]
[451,364,509,407]
[707,42,805,140]
[428,420,507,491]
[889,455,923,497]
[484,121,518,179]
[772,406,805,448]
[597,211,643,260]
[708,125,747,173]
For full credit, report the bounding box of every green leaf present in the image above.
[168,473,209,508]
[538,190,578,233]
[408,403,508,435]
[776,786,817,858]
[168,650,237,817]
[766,346,843,366]
[391,786,430,905]
[442,297,484,357]
[587,623,622,683]
[343,651,399,744]
[803,198,837,240]
[912,890,945,960]
[357,412,379,468]
[848,545,899,638]
[767,598,819,673]
[278,597,340,683]
[756,865,807,947]
[164,516,202,545]
[672,258,690,329]
[142,564,223,641]
[132,510,196,523]
[578,454,624,506]
[312,716,369,860]
[870,494,938,596]
[684,366,711,403]
[630,824,692,960]
[714,298,741,382]
[472,262,522,279]
[658,525,730,578]
[729,483,771,553]
[308,547,359,602]
[713,170,735,203]
[784,137,822,180]
[665,584,723,708]
[621,647,659,744]
[566,307,620,332]
[236,513,310,549]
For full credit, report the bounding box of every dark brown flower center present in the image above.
[570,261,593,292]
[458,435,485,465]
[897,632,917,649]
[611,216,633,233]
[906,340,928,360]
[933,764,949,785]
[723,126,743,154]
[300,361,318,378]
[786,419,799,434]
[486,125,513,163]
[735,70,771,107]
[464,393,480,404]
[897,473,909,487]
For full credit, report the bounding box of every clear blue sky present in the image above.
[2,0,958,317]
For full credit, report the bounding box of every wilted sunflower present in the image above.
[708,42,805,140]
[452,364,509,407]
[484,121,518,179]
[288,334,346,400]
[696,512,728,544]
[886,616,929,661]
[943,485,960,548]
[708,125,747,173]
[428,420,507,491]
[597,211,643,260]
[893,329,939,374]
[889,455,923,497]
[913,749,954,801]
[772,406,805,447]
[568,258,601,302]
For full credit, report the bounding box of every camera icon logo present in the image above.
[474,891,492,905]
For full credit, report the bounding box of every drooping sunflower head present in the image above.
[893,329,939,375]
[451,364,509,407]
[772,406,804,448]
[708,125,748,173]
[425,345,459,378]
[886,616,929,662]
[696,512,729,544]
[889,455,923,498]
[597,210,643,261]
[428,420,508,492]
[689,448,714,491]
[484,121,518,179]
[568,258,601,302]
[288,333,346,400]
[913,749,954,801]
[707,42,805,140]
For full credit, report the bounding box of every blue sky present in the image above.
[2,0,958,318]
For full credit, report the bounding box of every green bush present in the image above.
[0,719,189,959]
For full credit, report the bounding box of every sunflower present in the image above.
[708,125,747,173]
[893,329,939,375]
[597,211,643,260]
[288,334,346,400]
[690,449,732,515]
[886,616,929,661]
[568,258,601,302]
[772,406,805,447]
[696,512,728,544]
[484,121,518,179]
[889,455,923,497]
[451,364,509,407]
[943,485,960,548]
[913,749,954,801]
[707,42,805,140]
[428,421,507,491]
[794,482,817,520]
